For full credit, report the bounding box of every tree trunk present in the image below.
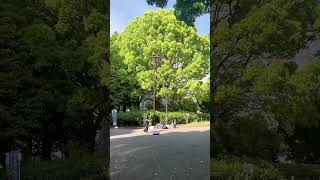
[166,93,168,124]
[211,1,220,158]
[95,86,110,163]
[155,96,161,110]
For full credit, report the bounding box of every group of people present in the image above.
[111,107,151,133]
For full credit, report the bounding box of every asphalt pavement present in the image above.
[110,126,210,180]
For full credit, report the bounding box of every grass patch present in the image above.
[277,163,320,178]
[211,157,320,179]
[211,157,284,180]
[20,146,108,180]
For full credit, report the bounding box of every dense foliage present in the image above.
[110,33,142,110]
[286,59,320,163]
[0,0,110,171]
[111,10,209,112]
[210,0,320,166]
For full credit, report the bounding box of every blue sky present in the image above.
[110,0,209,35]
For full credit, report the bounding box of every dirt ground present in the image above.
[110,125,209,139]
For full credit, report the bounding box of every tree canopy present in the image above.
[211,0,320,164]
[0,0,109,159]
[111,10,209,112]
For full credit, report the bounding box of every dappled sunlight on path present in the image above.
[110,126,210,179]
[110,125,209,140]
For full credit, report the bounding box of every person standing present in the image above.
[144,113,150,132]
[112,107,118,128]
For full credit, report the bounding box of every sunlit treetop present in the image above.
[115,9,209,103]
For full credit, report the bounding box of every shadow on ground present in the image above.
[110,127,143,136]
[110,129,210,180]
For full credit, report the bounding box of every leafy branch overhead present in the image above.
[146,0,209,26]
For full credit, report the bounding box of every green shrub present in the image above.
[211,157,284,180]
[117,111,209,126]
[152,111,209,124]
[211,159,243,179]
[198,112,210,121]
[278,163,320,178]
[21,153,108,180]
[117,110,146,126]
[165,111,194,123]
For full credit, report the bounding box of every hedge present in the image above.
[117,111,209,126]
[117,111,146,126]
[211,157,284,180]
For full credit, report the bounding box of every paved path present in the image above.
[110,126,210,180]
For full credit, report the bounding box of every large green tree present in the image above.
[0,0,110,161]
[114,10,209,112]
[211,0,318,159]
